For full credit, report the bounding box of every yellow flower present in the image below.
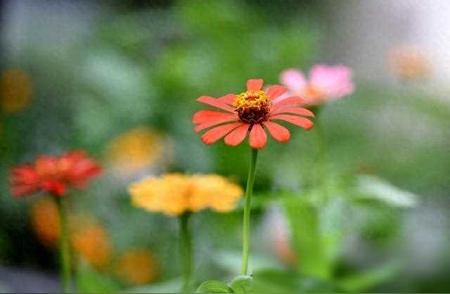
[189,174,244,212]
[116,249,159,285]
[70,217,112,270]
[105,127,169,173]
[129,173,243,216]
[30,198,60,247]
[0,69,32,113]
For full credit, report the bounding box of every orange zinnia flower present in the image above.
[192,79,314,149]
[116,249,159,285]
[10,150,102,197]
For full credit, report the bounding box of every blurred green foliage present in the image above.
[1,0,450,293]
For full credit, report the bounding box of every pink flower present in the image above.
[280,64,354,106]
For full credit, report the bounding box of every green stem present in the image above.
[56,196,71,293]
[312,106,330,201]
[241,148,258,275]
[314,114,326,183]
[180,213,193,293]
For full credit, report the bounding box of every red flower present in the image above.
[10,151,102,197]
[193,79,314,149]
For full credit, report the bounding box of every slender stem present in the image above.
[241,148,258,275]
[56,196,71,293]
[179,213,193,293]
[312,106,328,189]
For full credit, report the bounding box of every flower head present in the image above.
[388,46,431,81]
[71,218,112,270]
[280,65,354,106]
[105,127,170,174]
[30,199,112,269]
[0,69,32,113]
[10,150,102,197]
[116,249,159,285]
[129,173,243,216]
[193,79,314,149]
[267,208,297,266]
[30,198,60,247]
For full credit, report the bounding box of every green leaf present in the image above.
[355,175,419,208]
[250,269,335,293]
[283,198,331,280]
[337,262,401,292]
[126,278,182,293]
[229,275,252,293]
[212,251,282,273]
[251,269,299,293]
[76,261,120,293]
[196,280,233,293]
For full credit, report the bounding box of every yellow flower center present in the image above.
[233,90,271,124]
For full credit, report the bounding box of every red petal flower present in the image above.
[192,79,314,149]
[10,150,102,198]
[60,151,102,189]
[10,165,40,197]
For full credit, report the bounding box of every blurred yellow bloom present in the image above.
[105,127,169,173]
[388,46,431,81]
[0,69,32,113]
[71,217,112,270]
[116,249,158,285]
[30,198,60,247]
[129,173,243,216]
[189,174,244,212]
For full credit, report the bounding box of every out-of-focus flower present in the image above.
[105,127,169,174]
[280,65,354,106]
[71,217,112,270]
[116,249,159,285]
[30,200,112,269]
[30,198,60,247]
[192,79,314,149]
[129,173,243,216]
[10,150,102,197]
[266,208,298,266]
[0,69,32,113]
[388,46,431,81]
[189,174,243,212]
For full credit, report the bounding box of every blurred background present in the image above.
[0,0,449,292]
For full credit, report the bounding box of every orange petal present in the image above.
[271,96,305,112]
[224,124,249,146]
[246,79,264,91]
[201,123,242,145]
[249,124,267,149]
[197,96,235,112]
[194,115,239,132]
[264,121,291,142]
[192,110,236,124]
[217,94,236,105]
[271,114,313,130]
[266,85,287,100]
[271,107,315,117]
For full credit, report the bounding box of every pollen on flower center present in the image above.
[233,90,271,124]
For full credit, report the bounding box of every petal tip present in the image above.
[246,79,264,91]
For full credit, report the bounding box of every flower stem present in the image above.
[312,106,328,189]
[241,148,258,275]
[55,196,71,293]
[179,212,193,293]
